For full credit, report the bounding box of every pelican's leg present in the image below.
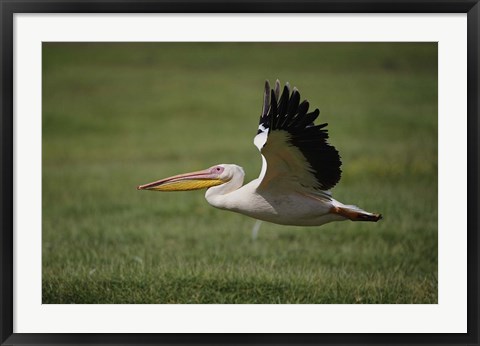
[330,206,382,222]
[251,220,263,240]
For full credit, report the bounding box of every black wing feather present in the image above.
[256,80,342,191]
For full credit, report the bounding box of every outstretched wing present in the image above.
[253,80,342,192]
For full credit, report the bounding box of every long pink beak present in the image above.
[137,168,225,191]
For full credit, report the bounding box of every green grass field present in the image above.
[42,42,437,304]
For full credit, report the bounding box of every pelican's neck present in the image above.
[205,169,244,210]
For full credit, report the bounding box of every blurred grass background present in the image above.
[42,42,437,304]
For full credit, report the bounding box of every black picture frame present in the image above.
[1,1,478,345]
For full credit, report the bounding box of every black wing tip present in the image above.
[262,80,272,118]
[264,79,271,92]
[262,79,322,132]
[274,79,281,100]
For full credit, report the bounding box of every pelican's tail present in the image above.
[330,203,382,222]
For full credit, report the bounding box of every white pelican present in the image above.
[138,80,381,226]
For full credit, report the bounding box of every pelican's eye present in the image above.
[212,166,224,174]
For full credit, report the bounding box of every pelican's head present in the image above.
[137,164,242,192]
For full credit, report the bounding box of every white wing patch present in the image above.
[253,130,268,151]
[254,130,269,182]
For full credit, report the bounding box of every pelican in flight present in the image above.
[138,80,381,226]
